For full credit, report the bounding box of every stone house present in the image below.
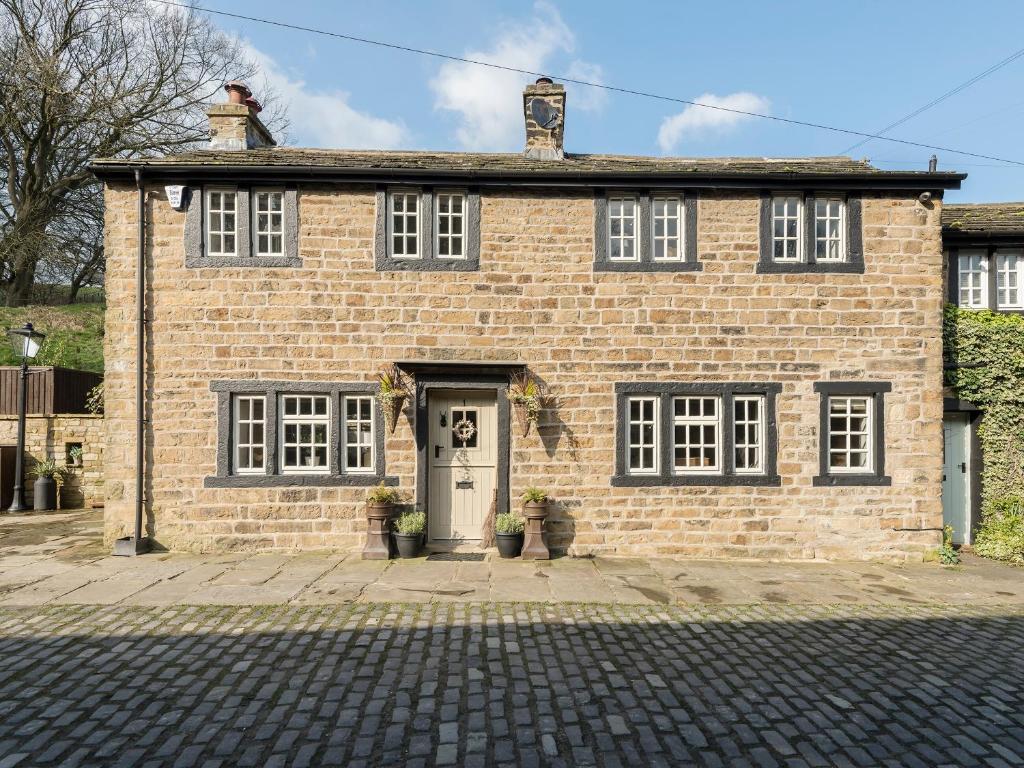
[91,79,965,559]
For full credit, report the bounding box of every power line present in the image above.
[152,0,1024,167]
[840,46,1024,155]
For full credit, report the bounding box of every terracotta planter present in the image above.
[521,500,549,560]
[496,531,524,558]
[362,502,396,560]
[394,532,423,559]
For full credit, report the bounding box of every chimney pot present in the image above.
[224,80,252,104]
[535,76,553,85]
[208,81,274,150]
[245,96,263,114]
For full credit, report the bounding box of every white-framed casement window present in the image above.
[996,250,1024,310]
[253,189,284,257]
[435,191,465,259]
[651,196,684,261]
[626,396,658,475]
[733,395,765,474]
[608,196,639,262]
[827,396,872,474]
[958,251,989,309]
[673,396,721,474]
[814,198,845,262]
[206,188,237,256]
[388,190,420,258]
[279,394,330,473]
[771,195,803,262]
[343,395,375,473]
[233,395,265,474]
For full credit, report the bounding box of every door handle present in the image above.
[959,462,967,473]
[435,445,441,459]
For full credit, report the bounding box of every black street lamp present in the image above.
[5,323,45,513]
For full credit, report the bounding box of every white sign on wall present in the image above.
[165,185,188,211]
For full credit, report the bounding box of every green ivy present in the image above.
[944,306,1024,561]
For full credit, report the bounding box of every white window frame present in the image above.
[253,189,285,257]
[205,187,238,257]
[279,394,331,475]
[813,198,846,263]
[958,250,989,309]
[388,189,421,259]
[343,395,376,474]
[434,190,466,260]
[995,249,1024,310]
[608,195,640,262]
[626,396,659,475]
[733,395,765,475]
[827,396,874,475]
[651,196,684,262]
[771,195,804,263]
[232,395,266,475]
[672,396,722,475]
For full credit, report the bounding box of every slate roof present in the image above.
[941,203,1024,235]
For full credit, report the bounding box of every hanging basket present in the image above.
[513,404,532,437]
[383,394,407,434]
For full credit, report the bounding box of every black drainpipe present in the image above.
[114,168,151,556]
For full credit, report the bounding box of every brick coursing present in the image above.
[102,184,944,560]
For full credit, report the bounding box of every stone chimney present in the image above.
[206,80,276,151]
[523,77,566,160]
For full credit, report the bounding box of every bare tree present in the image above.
[0,0,287,305]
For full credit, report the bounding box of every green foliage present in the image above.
[495,512,525,535]
[521,487,548,504]
[944,307,1024,553]
[394,511,425,535]
[938,524,960,565]
[366,482,401,504]
[33,457,59,479]
[0,304,104,374]
[85,382,104,415]
[974,496,1024,564]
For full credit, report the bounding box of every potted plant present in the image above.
[67,445,84,467]
[508,371,542,437]
[363,483,401,560]
[378,364,410,434]
[33,457,59,511]
[521,487,550,560]
[495,512,525,558]
[393,511,426,559]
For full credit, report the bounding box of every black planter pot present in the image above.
[394,532,423,559]
[33,477,57,511]
[496,532,524,559]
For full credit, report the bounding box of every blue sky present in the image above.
[204,0,1024,202]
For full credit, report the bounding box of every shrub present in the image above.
[938,524,960,566]
[33,457,59,479]
[521,487,548,504]
[495,513,525,535]
[394,511,426,536]
[366,483,401,505]
[974,496,1024,564]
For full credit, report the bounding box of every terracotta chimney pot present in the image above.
[224,80,252,104]
[244,96,263,114]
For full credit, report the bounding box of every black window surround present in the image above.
[205,380,395,488]
[594,191,700,272]
[812,381,891,487]
[757,193,864,274]
[184,186,300,268]
[611,382,781,487]
[374,186,481,271]
[946,245,1024,315]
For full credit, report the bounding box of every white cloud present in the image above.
[430,1,603,151]
[565,60,608,112]
[657,92,771,154]
[245,44,408,149]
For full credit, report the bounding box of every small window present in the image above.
[280,394,330,473]
[253,190,284,256]
[343,396,375,473]
[626,397,659,475]
[206,189,237,256]
[772,196,803,262]
[827,396,873,474]
[652,197,683,261]
[389,190,420,258]
[814,198,845,262]
[996,250,1024,310]
[813,381,890,486]
[435,191,465,259]
[958,251,989,309]
[608,196,639,262]
[673,396,720,474]
[233,395,266,474]
[733,395,765,474]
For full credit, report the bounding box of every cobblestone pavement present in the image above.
[0,602,1022,767]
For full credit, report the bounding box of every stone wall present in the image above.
[103,183,945,560]
[0,414,104,509]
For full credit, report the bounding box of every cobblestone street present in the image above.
[0,602,1022,767]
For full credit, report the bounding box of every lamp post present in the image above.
[5,323,45,513]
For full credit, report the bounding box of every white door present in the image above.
[941,414,971,546]
[427,390,497,542]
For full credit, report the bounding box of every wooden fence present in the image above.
[0,367,102,415]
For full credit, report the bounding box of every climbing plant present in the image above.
[943,306,1024,562]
